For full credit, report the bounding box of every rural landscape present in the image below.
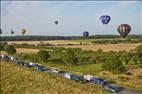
[1,1,142,94]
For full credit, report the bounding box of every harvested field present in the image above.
[16,48,40,53]
[8,41,142,52]
[57,43,142,52]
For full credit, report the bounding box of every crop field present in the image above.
[57,43,142,52]
[9,40,142,52]
[0,62,110,94]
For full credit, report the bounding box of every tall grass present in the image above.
[0,62,110,94]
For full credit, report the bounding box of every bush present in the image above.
[102,55,126,74]
[37,50,50,62]
[118,75,129,82]
[4,45,16,55]
[0,41,8,51]
[62,49,78,65]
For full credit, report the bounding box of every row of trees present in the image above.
[0,42,16,55]
[1,41,142,74]
[1,35,142,41]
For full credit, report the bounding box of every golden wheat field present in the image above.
[0,62,110,94]
[57,43,142,52]
[8,41,142,52]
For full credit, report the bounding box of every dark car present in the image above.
[104,84,123,93]
[70,74,86,83]
[15,61,24,66]
[23,62,32,68]
[91,77,105,86]
[35,65,46,71]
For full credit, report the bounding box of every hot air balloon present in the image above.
[100,15,111,25]
[117,24,131,38]
[10,29,14,35]
[0,28,2,35]
[83,31,89,38]
[54,20,58,25]
[21,29,26,36]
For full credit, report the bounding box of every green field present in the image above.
[48,63,102,75]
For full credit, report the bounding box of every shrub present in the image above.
[102,55,126,74]
[4,45,16,55]
[62,49,78,65]
[37,50,50,62]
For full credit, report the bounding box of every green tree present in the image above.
[37,50,50,62]
[4,45,16,55]
[62,49,78,65]
[102,55,126,74]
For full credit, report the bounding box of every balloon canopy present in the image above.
[54,20,58,25]
[117,24,131,38]
[83,31,89,37]
[100,15,111,25]
[10,29,14,35]
[21,29,27,35]
[0,28,2,35]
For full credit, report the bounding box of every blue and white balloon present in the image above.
[100,15,111,25]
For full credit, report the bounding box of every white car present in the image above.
[1,54,5,58]
[10,56,15,61]
[64,73,72,79]
[51,68,60,73]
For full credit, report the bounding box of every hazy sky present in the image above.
[1,1,142,36]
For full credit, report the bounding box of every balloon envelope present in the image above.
[100,15,111,24]
[117,24,131,38]
[83,31,89,37]
[21,29,26,35]
[54,20,58,25]
[0,28,2,34]
[10,29,14,35]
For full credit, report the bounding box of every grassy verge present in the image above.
[47,63,102,75]
[0,62,110,94]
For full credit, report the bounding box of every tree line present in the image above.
[1,35,142,41]
[1,41,142,74]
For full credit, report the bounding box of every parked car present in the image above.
[15,60,24,66]
[70,74,86,83]
[51,68,60,73]
[91,77,105,86]
[10,56,15,61]
[64,73,72,79]
[83,74,93,82]
[104,84,123,93]
[35,65,46,71]
[23,62,32,68]
[28,62,37,67]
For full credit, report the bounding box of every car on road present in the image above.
[34,65,46,71]
[15,61,25,66]
[70,74,87,83]
[91,76,105,86]
[50,68,61,74]
[104,84,123,93]
[64,73,72,79]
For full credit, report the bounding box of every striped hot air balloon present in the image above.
[117,24,131,38]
